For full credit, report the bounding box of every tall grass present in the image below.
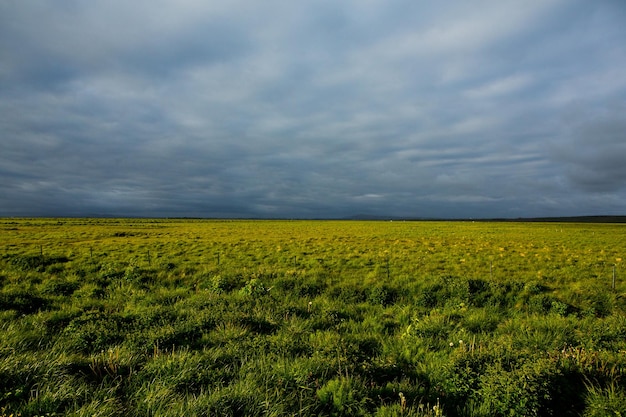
[0,218,624,416]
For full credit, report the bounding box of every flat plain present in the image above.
[1,218,625,416]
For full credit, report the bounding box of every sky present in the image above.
[1,1,626,219]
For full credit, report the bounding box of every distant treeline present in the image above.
[346,214,626,223]
[506,215,626,223]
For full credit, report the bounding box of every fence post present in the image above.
[613,265,616,290]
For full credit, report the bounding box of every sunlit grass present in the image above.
[0,218,624,416]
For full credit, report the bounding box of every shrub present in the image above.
[550,300,570,316]
[208,274,226,293]
[239,278,267,297]
[477,358,561,417]
[439,349,494,407]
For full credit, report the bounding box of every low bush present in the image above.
[477,358,561,417]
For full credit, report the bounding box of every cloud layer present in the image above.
[1,1,625,218]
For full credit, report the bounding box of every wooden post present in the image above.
[217,252,220,265]
[613,265,616,290]
[490,261,493,279]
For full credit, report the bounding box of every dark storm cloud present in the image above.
[554,105,626,193]
[1,0,626,218]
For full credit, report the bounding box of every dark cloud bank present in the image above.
[1,1,625,219]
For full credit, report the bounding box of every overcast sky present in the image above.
[1,1,625,218]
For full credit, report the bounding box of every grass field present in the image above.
[1,218,625,416]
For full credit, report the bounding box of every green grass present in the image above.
[0,218,625,416]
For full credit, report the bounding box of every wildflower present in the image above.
[433,398,443,416]
[449,342,454,347]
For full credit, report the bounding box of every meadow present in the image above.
[0,218,625,416]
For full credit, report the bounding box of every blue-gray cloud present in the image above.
[1,0,625,218]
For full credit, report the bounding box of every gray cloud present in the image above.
[1,0,626,218]
[553,104,626,193]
